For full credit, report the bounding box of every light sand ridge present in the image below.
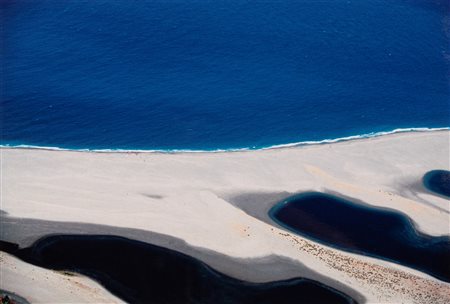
[0,252,123,303]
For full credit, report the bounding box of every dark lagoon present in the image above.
[269,192,450,282]
[0,235,356,304]
[423,170,450,198]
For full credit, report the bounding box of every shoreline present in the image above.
[2,129,449,303]
[1,127,448,154]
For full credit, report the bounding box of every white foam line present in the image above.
[260,127,450,150]
[1,127,448,154]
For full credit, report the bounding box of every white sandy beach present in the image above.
[1,130,450,303]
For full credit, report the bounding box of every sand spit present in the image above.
[1,130,449,303]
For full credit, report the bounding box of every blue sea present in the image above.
[2,0,449,151]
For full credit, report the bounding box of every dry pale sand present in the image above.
[0,251,123,303]
[1,130,449,303]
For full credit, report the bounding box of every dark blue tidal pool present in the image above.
[0,235,356,304]
[269,192,450,282]
[423,170,450,198]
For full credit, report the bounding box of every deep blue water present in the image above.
[269,193,450,282]
[2,0,449,150]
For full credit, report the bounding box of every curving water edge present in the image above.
[0,235,358,304]
[1,127,448,154]
[269,192,450,282]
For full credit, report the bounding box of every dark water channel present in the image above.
[0,235,356,304]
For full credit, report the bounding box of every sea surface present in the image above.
[2,0,449,151]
